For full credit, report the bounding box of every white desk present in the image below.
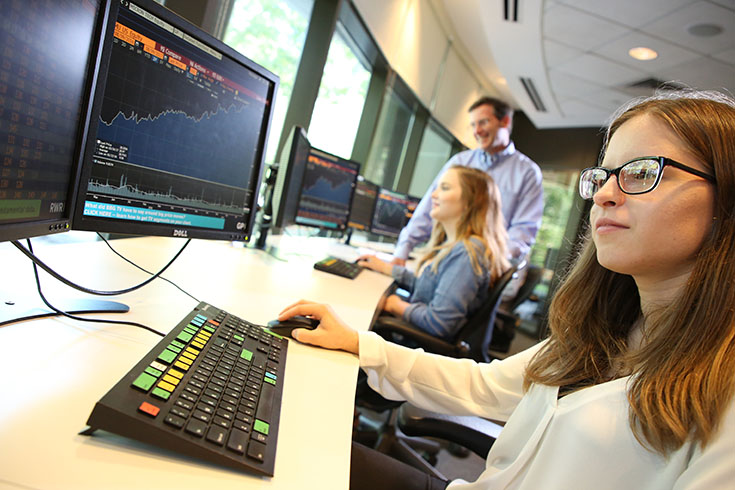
[0,234,394,489]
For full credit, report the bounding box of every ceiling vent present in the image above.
[619,78,687,97]
[520,77,547,112]
[504,0,519,22]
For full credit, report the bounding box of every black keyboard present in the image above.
[314,256,362,279]
[83,301,288,476]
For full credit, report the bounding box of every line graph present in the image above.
[86,160,248,216]
[93,22,268,190]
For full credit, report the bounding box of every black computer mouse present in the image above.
[266,315,320,339]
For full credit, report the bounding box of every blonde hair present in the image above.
[417,166,510,284]
[524,89,735,455]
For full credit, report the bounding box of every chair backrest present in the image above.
[453,263,519,362]
[507,264,543,312]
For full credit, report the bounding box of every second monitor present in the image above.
[370,188,420,239]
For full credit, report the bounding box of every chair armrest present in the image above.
[372,315,462,357]
[397,404,503,459]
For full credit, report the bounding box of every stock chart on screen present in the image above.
[294,148,359,230]
[79,1,274,235]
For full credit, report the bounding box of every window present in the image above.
[527,169,578,302]
[308,23,371,159]
[408,121,453,196]
[364,83,415,188]
[223,0,314,164]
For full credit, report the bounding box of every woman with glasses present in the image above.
[278,89,735,490]
[355,166,510,340]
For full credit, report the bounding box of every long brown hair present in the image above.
[417,166,509,283]
[524,89,735,455]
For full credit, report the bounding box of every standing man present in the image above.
[393,96,544,265]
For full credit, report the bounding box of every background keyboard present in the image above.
[83,301,288,476]
[314,256,362,279]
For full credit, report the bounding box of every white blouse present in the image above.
[357,331,735,489]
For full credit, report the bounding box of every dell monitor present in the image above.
[270,125,310,230]
[293,147,360,231]
[371,188,420,238]
[0,0,103,243]
[346,176,379,232]
[72,0,278,242]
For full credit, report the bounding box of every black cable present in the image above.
[26,239,165,337]
[96,233,200,302]
[11,237,191,296]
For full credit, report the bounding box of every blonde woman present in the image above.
[358,166,509,340]
[279,89,735,489]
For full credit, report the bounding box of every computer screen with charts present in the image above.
[371,188,419,238]
[293,147,360,231]
[346,176,378,232]
[73,0,278,242]
[271,125,310,229]
[0,0,104,243]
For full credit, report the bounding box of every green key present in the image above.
[132,372,157,391]
[171,340,186,349]
[264,376,276,385]
[234,334,244,342]
[144,366,163,377]
[176,331,193,343]
[183,326,198,335]
[151,387,171,400]
[254,419,269,435]
[157,349,177,364]
[264,329,283,340]
[167,344,182,353]
[203,325,216,333]
[240,349,253,361]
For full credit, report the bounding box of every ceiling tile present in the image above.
[708,0,735,9]
[557,98,612,123]
[544,39,585,67]
[657,56,735,90]
[543,4,630,51]
[548,69,602,97]
[642,1,735,55]
[713,46,735,64]
[555,0,696,28]
[555,53,646,87]
[595,31,702,71]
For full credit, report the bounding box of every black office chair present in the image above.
[381,403,502,479]
[370,263,520,363]
[356,264,520,470]
[489,264,543,354]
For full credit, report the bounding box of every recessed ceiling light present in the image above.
[687,23,723,37]
[628,47,658,61]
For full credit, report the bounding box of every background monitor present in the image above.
[0,0,103,243]
[270,125,310,230]
[346,176,378,232]
[73,0,279,242]
[371,188,419,238]
[293,147,360,231]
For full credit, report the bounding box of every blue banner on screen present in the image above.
[83,201,224,229]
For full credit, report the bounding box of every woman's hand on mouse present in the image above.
[278,300,359,354]
[356,254,393,275]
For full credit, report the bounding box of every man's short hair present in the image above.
[469,96,514,122]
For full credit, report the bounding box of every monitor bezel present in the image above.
[271,125,310,230]
[293,146,360,233]
[71,0,279,242]
[346,176,379,232]
[0,0,110,244]
[370,187,415,239]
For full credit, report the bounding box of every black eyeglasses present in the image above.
[578,156,715,201]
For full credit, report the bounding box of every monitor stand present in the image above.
[0,294,129,327]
